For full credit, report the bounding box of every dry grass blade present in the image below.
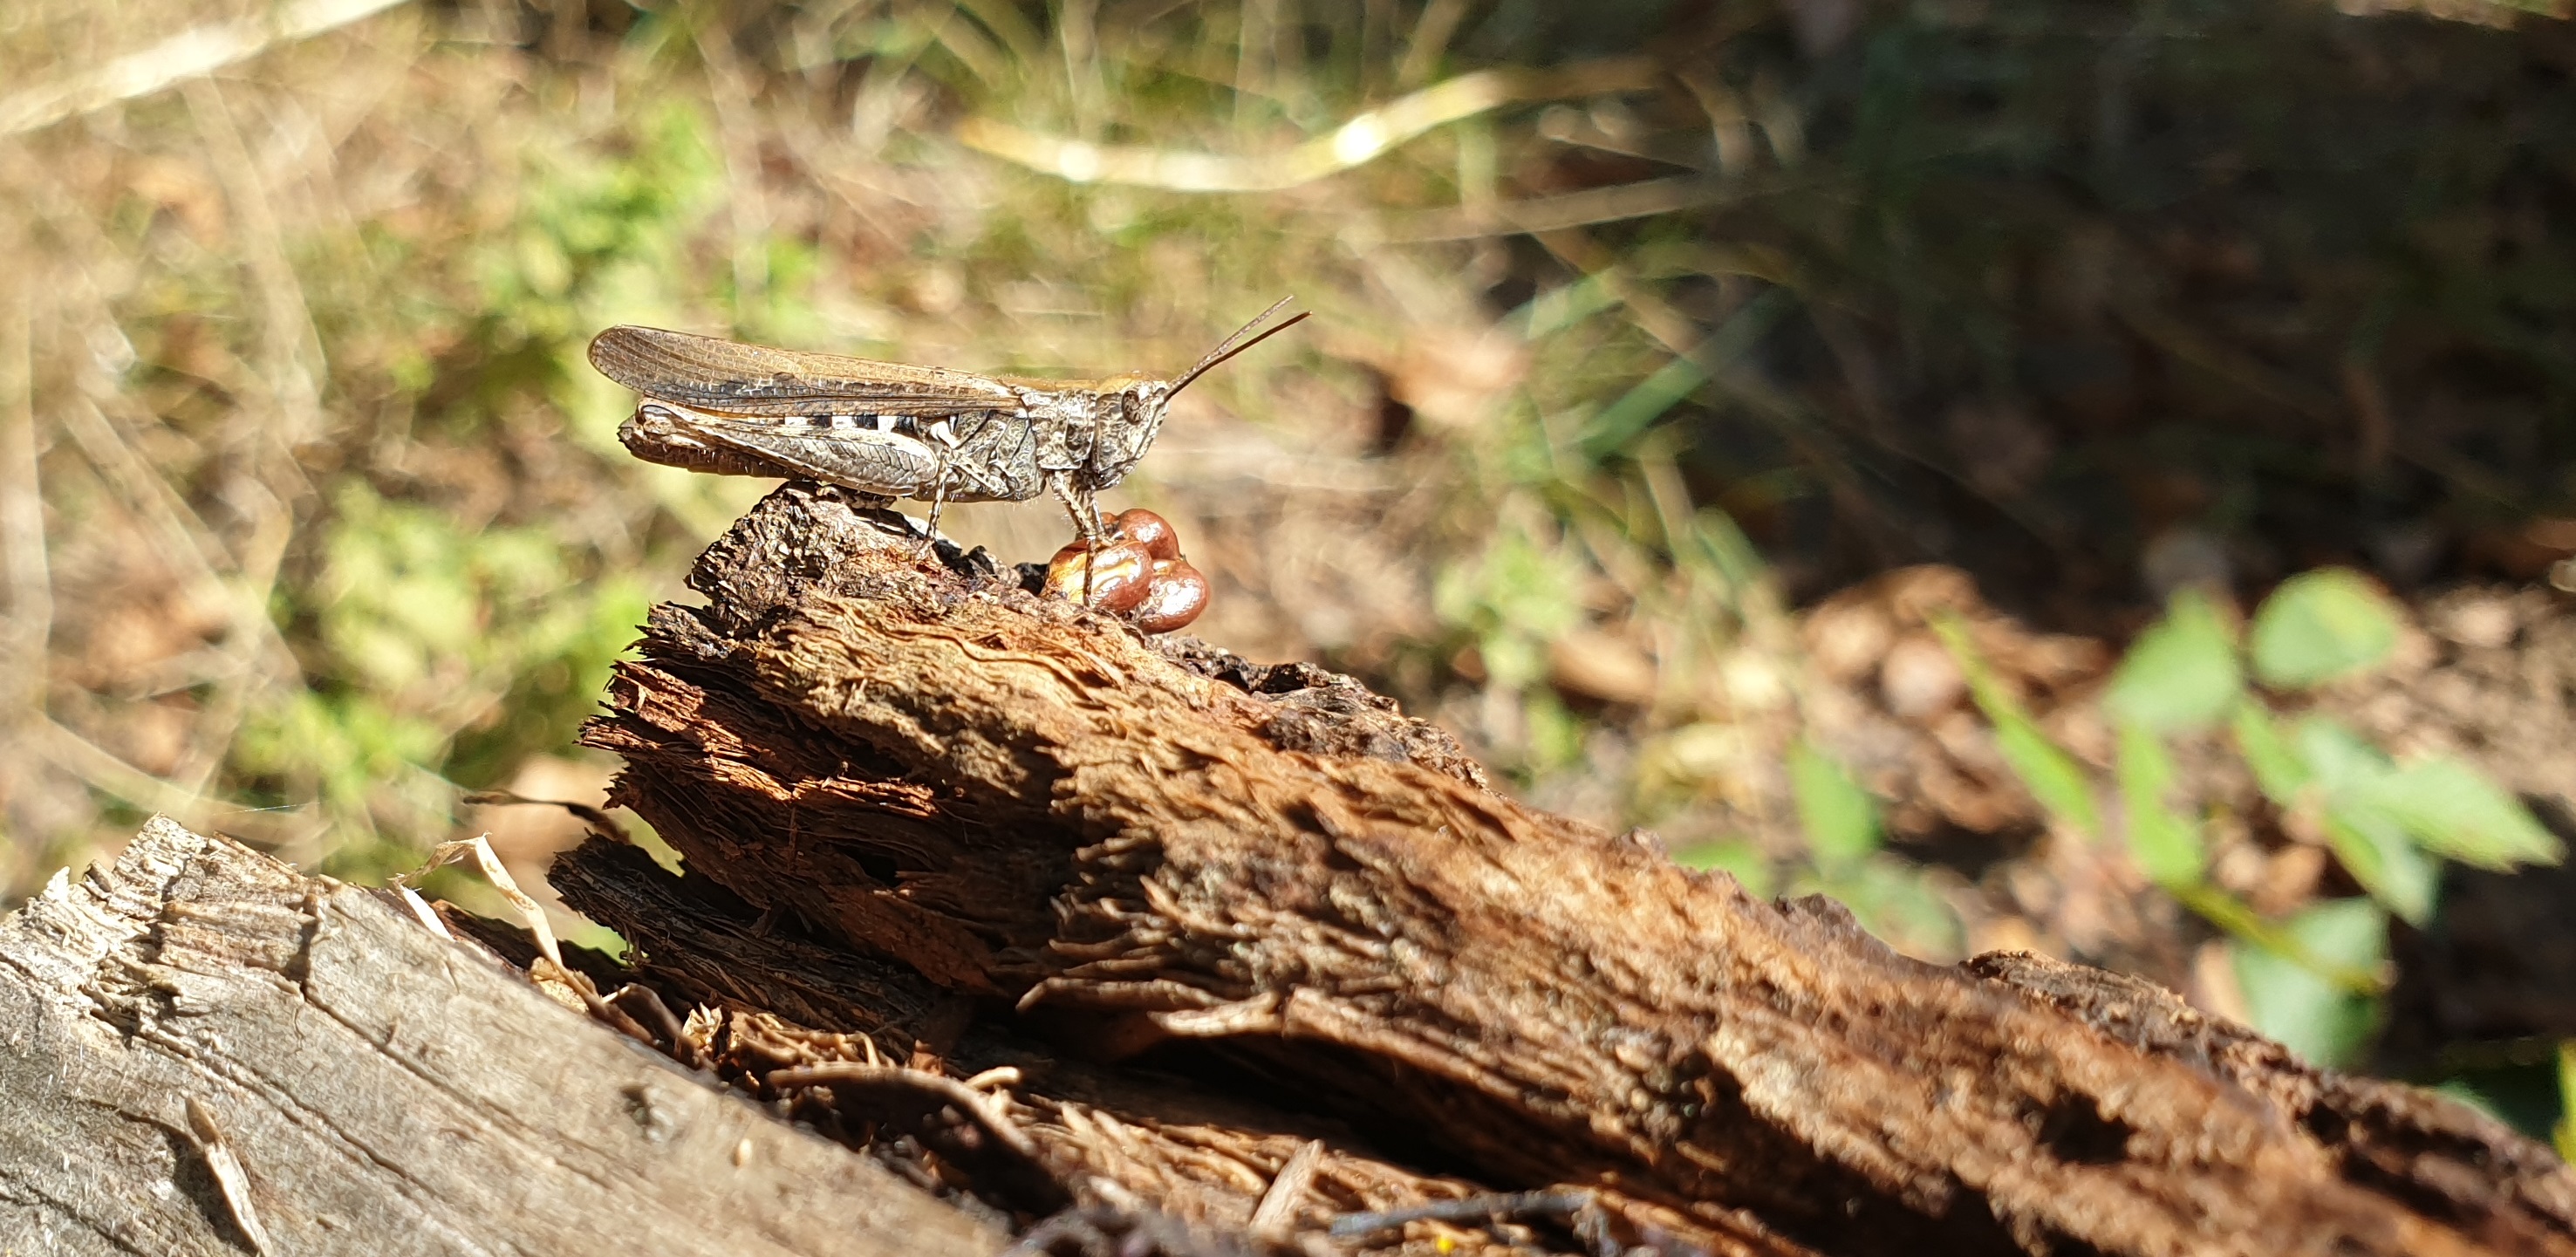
[0,0,412,138]
[461,789,632,844]
[957,57,1657,193]
[0,286,43,718]
[33,717,210,823]
[1395,0,1473,89]
[412,835,568,974]
[1389,174,1752,242]
[396,883,452,938]
[406,835,663,1047]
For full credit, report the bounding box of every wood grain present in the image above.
[577,482,2576,1257]
[0,816,999,1257]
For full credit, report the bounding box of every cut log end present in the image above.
[0,816,1001,1257]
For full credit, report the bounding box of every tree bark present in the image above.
[569,484,2576,1257]
[0,815,999,1257]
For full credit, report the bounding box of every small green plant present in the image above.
[1433,524,1595,775]
[1673,738,1961,960]
[1940,569,2563,1066]
[231,485,649,878]
[1781,739,1961,958]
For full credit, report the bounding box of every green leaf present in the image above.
[2556,1042,2576,1166]
[2279,715,2431,922]
[1791,741,1882,871]
[1794,855,1964,961]
[2105,590,2243,734]
[2321,806,2438,926]
[2231,700,2311,805]
[2233,898,2388,1068]
[2355,757,2564,871]
[1933,616,2101,836]
[2115,723,2204,888]
[2292,715,2388,792]
[1996,719,2101,836]
[1672,838,1777,899]
[2271,715,2554,919]
[2249,569,2402,689]
[2169,884,2381,994]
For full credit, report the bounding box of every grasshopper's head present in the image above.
[1086,376,1175,488]
[1083,299,1309,489]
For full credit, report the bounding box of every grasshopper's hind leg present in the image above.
[916,420,962,558]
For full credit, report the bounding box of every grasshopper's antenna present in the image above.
[1169,297,1309,398]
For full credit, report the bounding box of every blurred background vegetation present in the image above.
[4,0,2576,1144]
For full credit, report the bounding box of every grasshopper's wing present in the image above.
[590,325,1022,418]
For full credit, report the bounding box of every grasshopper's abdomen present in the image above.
[618,405,793,482]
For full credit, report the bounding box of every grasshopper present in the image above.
[589,298,1308,547]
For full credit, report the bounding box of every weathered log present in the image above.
[0,815,999,1257]
[573,484,2576,1257]
[548,834,1684,1256]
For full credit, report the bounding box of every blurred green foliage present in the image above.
[2105,591,2241,734]
[1937,613,2102,836]
[1783,740,1960,956]
[1788,739,1878,871]
[1947,566,2563,1066]
[234,483,649,876]
[1435,526,1589,694]
[2236,897,2390,1067]
[2558,1042,2576,1164]
[2250,572,2404,691]
[234,97,735,872]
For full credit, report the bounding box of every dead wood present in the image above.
[569,484,2576,1257]
[549,834,1698,1256]
[0,816,1000,1256]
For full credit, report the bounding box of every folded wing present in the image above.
[589,325,1022,418]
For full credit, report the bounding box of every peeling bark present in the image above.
[573,484,2576,1257]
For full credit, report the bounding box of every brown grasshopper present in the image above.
[588,298,1308,547]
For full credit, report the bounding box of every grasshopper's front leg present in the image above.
[1048,472,1106,546]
